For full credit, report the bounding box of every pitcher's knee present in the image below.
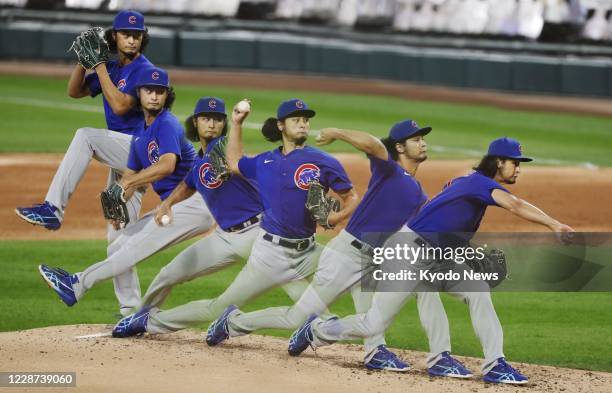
[155,266,180,286]
[74,127,96,141]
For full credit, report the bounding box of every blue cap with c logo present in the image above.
[135,67,169,89]
[487,137,533,162]
[113,10,145,31]
[193,97,226,117]
[389,119,432,142]
[276,99,316,120]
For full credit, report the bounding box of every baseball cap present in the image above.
[389,119,432,142]
[193,97,226,117]
[277,99,316,120]
[135,67,170,89]
[113,10,145,31]
[487,137,533,162]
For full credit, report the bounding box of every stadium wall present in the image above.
[1,21,611,98]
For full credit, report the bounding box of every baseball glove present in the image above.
[207,137,231,182]
[69,27,109,70]
[100,183,130,225]
[305,180,340,230]
[465,248,507,288]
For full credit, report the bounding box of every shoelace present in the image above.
[378,346,399,361]
[53,267,70,277]
[124,312,148,334]
[295,322,316,351]
[32,203,53,212]
[52,268,79,286]
[449,356,464,368]
[497,359,520,375]
[209,316,228,339]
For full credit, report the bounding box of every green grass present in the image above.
[1,239,611,372]
[1,75,612,165]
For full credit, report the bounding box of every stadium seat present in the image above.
[336,0,359,26]
[517,0,545,39]
[276,0,304,19]
[65,0,104,9]
[411,0,435,32]
[392,0,413,31]
[463,0,489,34]
[0,0,27,6]
[582,0,611,41]
[484,0,518,35]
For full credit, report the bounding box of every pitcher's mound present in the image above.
[1,325,610,393]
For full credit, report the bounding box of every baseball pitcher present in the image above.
[37,68,214,314]
[15,10,160,313]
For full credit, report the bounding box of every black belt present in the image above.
[350,239,374,256]
[225,216,260,233]
[263,233,314,252]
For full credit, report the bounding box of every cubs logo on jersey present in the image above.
[198,162,222,189]
[294,163,320,190]
[117,79,126,90]
[147,141,160,164]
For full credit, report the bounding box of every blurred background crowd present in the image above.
[2,0,612,43]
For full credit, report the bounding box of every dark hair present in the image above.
[104,28,150,54]
[381,137,406,161]
[262,117,283,142]
[473,155,502,178]
[164,87,176,109]
[136,86,176,111]
[184,114,228,142]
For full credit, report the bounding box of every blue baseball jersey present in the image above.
[85,54,153,134]
[127,110,197,200]
[409,171,509,246]
[238,146,352,239]
[184,137,263,231]
[346,154,427,248]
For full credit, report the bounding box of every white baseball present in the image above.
[237,100,251,113]
[161,215,170,226]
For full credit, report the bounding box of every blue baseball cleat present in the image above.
[206,305,238,346]
[15,202,61,230]
[365,345,410,372]
[483,358,528,384]
[112,308,151,338]
[288,315,317,356]
[38,264,77,306]
[427,351,473,378]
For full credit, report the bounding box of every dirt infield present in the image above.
[3,153,612,240]
[0,325,610,393]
